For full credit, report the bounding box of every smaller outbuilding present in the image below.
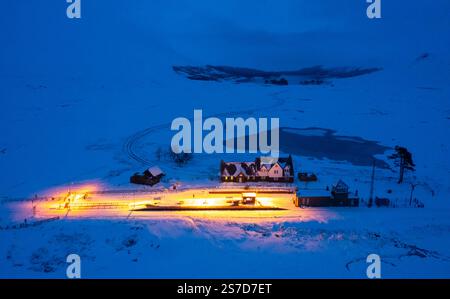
[130,166,165,186]
[295,179,359,207]
[298,172,318,182]
[144,166,164,179]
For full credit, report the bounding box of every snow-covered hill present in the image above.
[0,0,449,278]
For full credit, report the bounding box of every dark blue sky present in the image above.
[1,0,449,81]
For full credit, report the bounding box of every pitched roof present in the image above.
[222,162,248,177]
[147,166,163,177]
[333,179,349,192]
[335,179,348,188]
[222,156,294,176]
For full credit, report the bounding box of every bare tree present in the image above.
[169,146,192,165]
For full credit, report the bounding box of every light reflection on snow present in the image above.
[13,183,302,223]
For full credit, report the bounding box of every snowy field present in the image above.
[1,1,449,278]
[2,209,450,278]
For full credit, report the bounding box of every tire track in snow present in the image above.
[123,97,286,166]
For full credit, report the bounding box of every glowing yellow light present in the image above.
[25,182,296,219]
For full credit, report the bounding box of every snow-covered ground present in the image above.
[2,209,450,278]
[1,1,449,278]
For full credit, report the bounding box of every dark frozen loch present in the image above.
[226,127,391,168]
[279,127,391,168]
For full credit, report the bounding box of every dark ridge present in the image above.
[173,65,382,85]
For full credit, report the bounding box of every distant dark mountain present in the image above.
[173,65,382,86]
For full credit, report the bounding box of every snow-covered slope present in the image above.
[0,0,449,278]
